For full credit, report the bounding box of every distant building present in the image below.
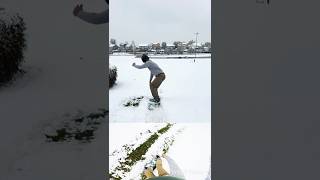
[138,44,149,52]
[151,43,161,50]
[166,44,175,49]
[109,44,118,53]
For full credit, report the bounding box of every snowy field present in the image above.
[0,0,107,179]
[109,55,211,123]
[109,123,211,180]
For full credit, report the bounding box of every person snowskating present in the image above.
[132,54,166,102]
[73,0,109,24]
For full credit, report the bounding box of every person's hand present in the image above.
[132,62,136,66]
[73,4,83,16]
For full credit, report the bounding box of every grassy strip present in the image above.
[110,123,173,180]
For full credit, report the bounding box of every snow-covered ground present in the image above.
[109,123,211,180]
[0,0,107,179]
[109,55,211,123]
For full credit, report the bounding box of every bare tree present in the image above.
[161,42,167,50]
[173,41,181,49]
[187,40,195,46]
[110,38,117,45]
[204,42,211,48]
[131,41,136,54]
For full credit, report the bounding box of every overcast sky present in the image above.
[109,0,211,45]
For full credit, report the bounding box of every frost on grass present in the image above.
[109,123,173,180]
[0,13,26,86]
[45,109,108,142]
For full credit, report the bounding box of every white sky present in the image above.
[109,0,211,45]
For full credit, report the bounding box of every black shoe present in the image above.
[150,98,160,103]
[155,97,160,102]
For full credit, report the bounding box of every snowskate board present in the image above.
[148,99,161,110]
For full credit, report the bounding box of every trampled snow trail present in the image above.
[144,105,168,123]
[109,123,211,180]
[0,0,107,179]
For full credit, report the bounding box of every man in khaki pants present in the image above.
[133,54,166,102]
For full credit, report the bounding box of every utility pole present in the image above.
[194,32,199,62]
[132,41,136,55]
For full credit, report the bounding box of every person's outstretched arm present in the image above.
[132,62,153,81]
[132,62,148,69]
[77,10,108,24]
[73,4,108,24]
